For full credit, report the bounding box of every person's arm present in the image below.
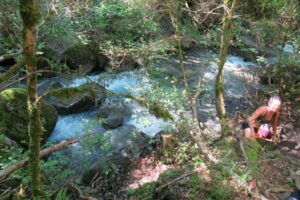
[248,106,267,136]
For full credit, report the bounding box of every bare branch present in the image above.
[0,138,79,179]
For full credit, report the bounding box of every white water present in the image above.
[68,70,152,96]
[48,111,102,141]
[48,70,173,141]
[49,54,259,142]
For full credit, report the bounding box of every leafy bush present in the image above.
[240,0,285,19]
[93,0,161,44]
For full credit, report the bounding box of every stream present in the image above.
[43,48,264,176]
[48,52,260,142]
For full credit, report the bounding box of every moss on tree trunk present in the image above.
[215,0,238,134]
[20,0,42,197]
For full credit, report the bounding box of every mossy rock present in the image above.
[153,168,205,200]
[45,83,106,115]
[0,88,57,148]
[63,43,108,73]
[122,94,173,121]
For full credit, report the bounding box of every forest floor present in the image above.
[119,140,299,199]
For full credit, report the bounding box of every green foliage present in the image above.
[154,168,205,200]
[181,19,202,44]
[80,130,114,158]
[275,54,300,98]
[241,0,285,19]
[0,145,23,170]
[158,137,202,167]
[55,188,70,200]
[207,172,234,200]
[243,139,261,170]
[199,27,221,49]
[128,182,155,200]
[252,20,280,48]
[93,0,161,45]
[41,152,76,184]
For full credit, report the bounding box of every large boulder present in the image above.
[45,83,106,115]
[41,35,75,63]
[0,88,57,148]
[63,43,109,73]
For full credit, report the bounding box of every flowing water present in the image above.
[46,50,262,174]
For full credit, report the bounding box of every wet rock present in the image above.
[286,190,300,200]
[37,78,64,95]
[96,104,131,129]
[45,83,106,115]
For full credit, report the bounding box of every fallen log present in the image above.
[0,137,79,179]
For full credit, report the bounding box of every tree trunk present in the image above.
[215,0,238,133]
[19,0,42,197]
[168,0,199,126]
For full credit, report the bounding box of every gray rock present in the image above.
[96,104,131,129]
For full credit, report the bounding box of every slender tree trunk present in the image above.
[168,0,198,126]
[19,0,42,197]
[215,0,238,133]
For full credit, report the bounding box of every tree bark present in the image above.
[19,0,42,197]
[215,0,238,133]
[0,138,79,180]
[168,0,199,126]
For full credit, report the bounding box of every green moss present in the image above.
[47,84,98,102]
[154,168,204,200]
[0,88,57,148]
[128,182,155,200]
[148,102,173,121]
[121,93,173,121]
[208,173,234,200]
[47,87,88,100]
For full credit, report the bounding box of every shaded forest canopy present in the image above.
[0,0,300,199]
